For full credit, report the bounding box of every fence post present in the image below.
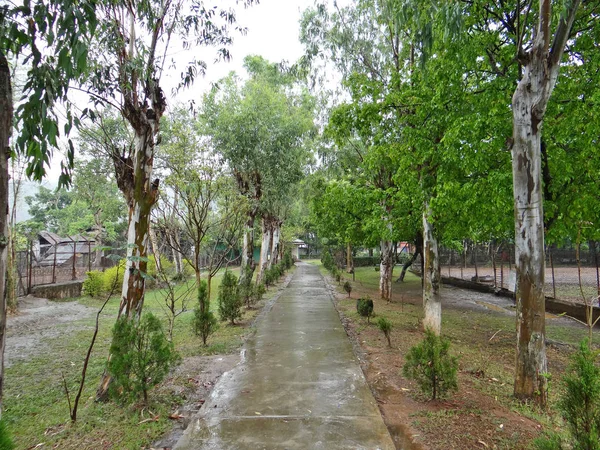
[88,238,92,272]
[72,235,77,280]
[28,241,33,294]
[549,245,556,299]
[492,243,497,289]
[593,240,600,306]
[52,244,57,284]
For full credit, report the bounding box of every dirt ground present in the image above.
[327,275,585,450]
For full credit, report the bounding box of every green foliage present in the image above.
[356,297,374,323]
[108,313,180,404]
[193,280,218,346]
[403,329,458,400]
[102,260,126,293]
[0,420,15,450]
[532,432,565,450]
[283,250,294,270]
[559,340,600,450]
[82,271,104,297]
[218,271,242,324]
[321,248,335,271]
[377,317,392,347]
[343,280,352,297]
[252,283,267,305]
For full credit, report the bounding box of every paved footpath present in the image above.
[174,263,395,450]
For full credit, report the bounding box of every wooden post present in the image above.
[88,238,92,272]
[72,236,77,280]
[52,244,57,284]
[28,241,33,294]
[550,245,556,299]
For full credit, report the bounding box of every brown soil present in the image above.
[328,276,578,450]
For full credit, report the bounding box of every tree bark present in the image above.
[422,202,441,335]
[149,224,162,273]
[269,221,281,268]
[0,49,13,419]
[511,0,580,407]
[239,213,256,286]
[379,240,394,301]
[256,216,271,284]
[346,241,354,273]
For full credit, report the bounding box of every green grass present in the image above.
[4,265,289,449]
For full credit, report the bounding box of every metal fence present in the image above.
[15,243,123,297]
[438,242,600,305]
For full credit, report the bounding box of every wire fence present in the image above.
[15,241,123,297]
[438,242,600,305]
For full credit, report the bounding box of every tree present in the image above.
[507,0,581,407]
[202,56,315,286]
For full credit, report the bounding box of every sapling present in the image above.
[377,317,392,347]
[356,297,374,323]
[343,280,352,298]
[218,270,242,324]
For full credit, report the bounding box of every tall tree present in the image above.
[509,0,581,406]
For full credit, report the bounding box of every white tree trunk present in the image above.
[257,217,271,284]
[239,214,256,286]
[422,202,441,335]
[379,240,394,301]
[269,224,280,269]
[510,0,580,406]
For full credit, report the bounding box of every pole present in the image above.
[52,244,57,284]
[550,245,556,299]
[88,238,91,272]
[72,236,77,280]
[27,241,33,294]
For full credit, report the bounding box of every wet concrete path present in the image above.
[174,263,395,449]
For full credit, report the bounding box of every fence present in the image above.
[15,242,123,297]
[438,242,600,305]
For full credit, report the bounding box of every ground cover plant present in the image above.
[318,261,600,450]
[3,266,294,449]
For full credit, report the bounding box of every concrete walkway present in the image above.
[174,263,395,450]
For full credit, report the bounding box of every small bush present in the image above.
[193,280,218,345]
[335,270,341,284]
[252,283,267,305]
[356,297,374,323]
[83,271,104,297]
[102,260,126,292]
[108,313,180,404]
[377,317,392,347]
[343,281,352,298]
[559,339,600,450]
[218,270,242,324]
[283,250,293,269]
[0,420,14,450]
[403,329,458,400]
[321,248,334,271]
[532,432,565,450]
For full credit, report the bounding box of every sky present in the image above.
[15,0,326,222]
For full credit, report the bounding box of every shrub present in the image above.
[321,248,334,271]
[108,313,180,404]
[0,420,14,450]
[193,280,218,345]
[334,269,341,284]
[356,297,374,323]
[283,250,293,269]
[239,265,255,308]
[102,259,126,292]
[532,432,565,450]
[403,329,458,400]
[83,271,105,297]
[218,270,242,324]
[377,317,392,347]
[559,339,600,450]
[252,283,266,305]
[343,281,352,298]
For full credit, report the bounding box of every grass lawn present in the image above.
[4,266,290,449]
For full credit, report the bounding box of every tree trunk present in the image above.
[346,241,354,273]
[422,202,441,335]
[170,189,183,275]
[0,49,13,419]
[396,232,423,282]
[269,222,280,268]
[149,225,162,272]
[510,0,580,407]
[239,214,256,286]
[98,127,159,400]
[379,240,394,301]
[256,216,271,284]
